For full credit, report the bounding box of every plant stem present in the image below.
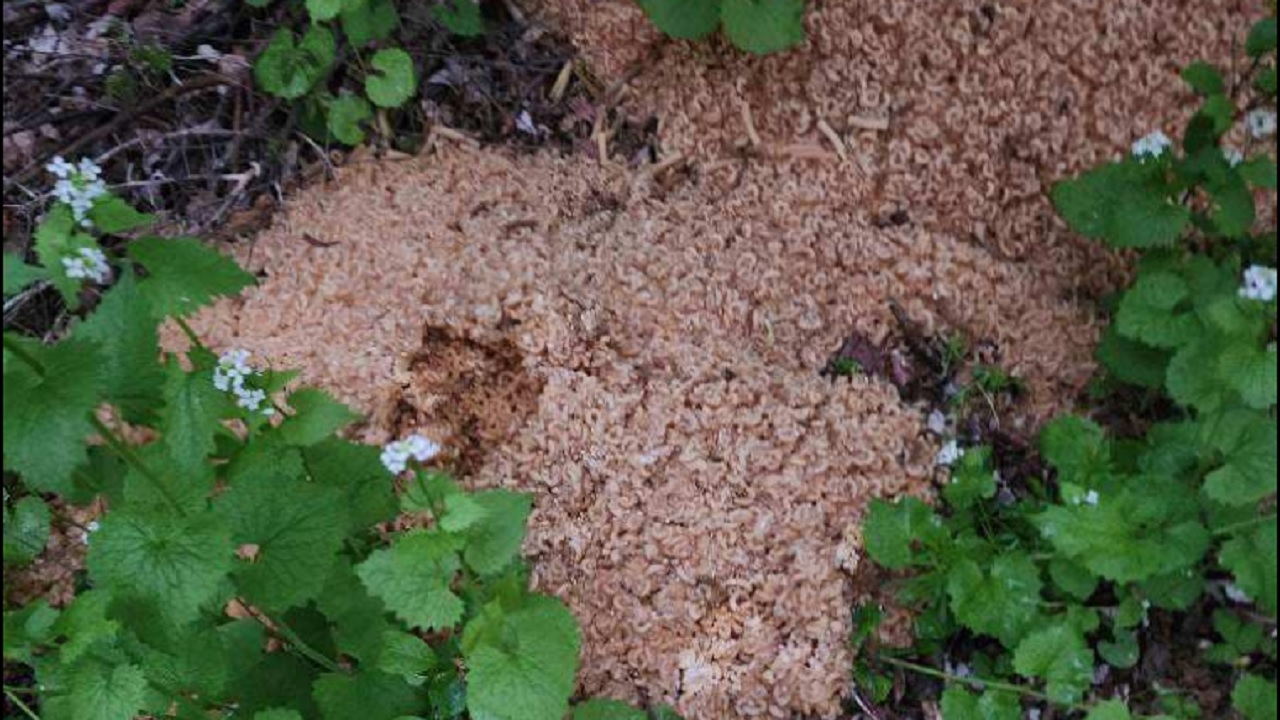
[4,688,41,720]
[879,656,1083,711]
[88,415,186,517]
[1215,513,1277,538]
[2,334,46,376]
[243,602,346,675]
[172,316,206,353]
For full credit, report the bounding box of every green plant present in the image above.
[2,168,678,720]
[859,13,1277,720]
[636,0,807,55]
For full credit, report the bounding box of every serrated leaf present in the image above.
[377,631,437,680]
[1040,416,1110,483]
[433,0,485,37]
[1167,339,1235,413]
[1247,17,1278,57]
[1234,674,1278,720]
[53,590,118,663]
[948,554,1043,647]
[1218,341,1278,410]
[88,196,154,234]
[1204,416,1277,506]
[939,688,1022,720]
[256,711,305,720]
[1096,327,1171,389]
[72,273,164,419]
[1116,271,1200,349]
[357,530,464,631]
[1012,623,1093,704]
[159,358,230,478]
[943,446,998,509]
[342,0,400,46]
[1221,520,1278,617]
[1098,629,1141,670]
[638,0,720,39]
[1183,61,1227,95]
[462,490,533,576]
[1052,162,1191,249]
[3,337,103,494]
[721,0,807,55]
[864,497,946,569]
[1240,157,1279,190]
[313,671,420,720]
[1049,557,1099,601]
[32,206,99,308]
[3,601,59,664]
[327,93,373,145]
[1086,701,1134,720]
[1210,171,1257,238]
[3,253,49,296]
[303,438,399,533]
[228,651,322,717]
[86,509,233,625]
[254,26,336,100]
[463,595,582,720]
[3,496,51,566]
[42,661,149,720]
[574,699,648,720]
[128,236,254,318]
[366,48,417,108]
[215,476,346,611]
[317,559,397,665]
[307,0,344,21]
[278,388,360,446]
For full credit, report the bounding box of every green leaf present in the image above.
[948,554,1043,647]
[1096,327,1171,389]
[159,358,230,478]
[1204,416,1277,506]
[88,196,154,234]
[1183,61,1227,95]
[342,0,400,46]
[43,661,149,720]
[3,253,49,296]
[574,699,649,720]
[1210,172,1257,238]
[1098,629,1141,670]
[1116,272,1200,349]
[3,337,103,494]
[72,273,164,419]
[1052,162,1191,249]
[254,26,336,100]
[279,388,360,446]
[1086,701,1134,720]
[939,688,1022,720]
[1040,416,1110,483]
[864,497,945,569]
[1167,339,1235,413]
[215,476,347,611]
[943,446,997,509]
[637,0,720,40]
[327,93,373,145]
[313,671,420,720]
[365,48,417,108]
[307,0,344,21]
[1197,93,1238,139]
[53,590,118,663]
[3,601,59,664]
[461,490,533,576]
[720,0,806,55]
[256,711,306,720]
[463,595,582,720]
[1218,341,1278,410]
[357,530,464,631]
[3,496,51,566]
[1234,675,1278,720]
[1049,558,1099,601]
[433,0,485,37]
[86,509,233,625]
[317,559,397,665]
[1247,17,1278,57]
[1221,520,1278,617]
[303,438,399,533]
[377,630,437,680]
[1012,623,1094,705]
[128,236,254,318]
[32,206,99,308]
[1240,157,1279,191]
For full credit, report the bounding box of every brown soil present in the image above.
[186,1,1268,718]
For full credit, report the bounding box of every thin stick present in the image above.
[4,688,41,720]
[881,657,1085,711]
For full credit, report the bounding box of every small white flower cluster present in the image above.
[81,520,101,547]
[936,439,966,468]
[47,156,107,227]
[213,349,275,416]
[1074,489,1101,507]
[1247,109,1277,140]
[1131,130,1173,160]
[380,434,442,475]
[61,246,112,284]
[1240,265,1279,303]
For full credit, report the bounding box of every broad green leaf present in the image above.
[948,554,1043,647]
[863,497,946,569]
[318,560,397,665]
[377,631,437,680]
[1204,416,1277,506]
[1240,157,1279,190]
[939,688,1021,720]
[86,509,233,625]
[128,236,255,318]
[256,711,305,720]
[1167,339,1235,413]
[1210,172,1257,238]
[3,253,49,296]
[1221,520,1278,617]
[1040,416,1110,483]
[1183,61,1227,95]
[1116,272,1200,349]
[3,496,51,566]
[638,0,720,39]
[278,388,360,446]
[303,438,399,533]
[228,651,322,717]
[53,591,118,663]
[440,492,489,533]
[1096,327,1170,389]
[720,0,807,55]
[43,661,148,720]
[1052,162,1191,249]
[1049,557,1099,601]
[342,0,400,46]
[327,93,373,146]
[88,196,154,234]
[32,206,99,307]
[307,0,344,21]
[366,48,417,108]
[1197,93,1237,139]
[216,476,347,611]
[3,337,103,495]
[574,699,648,720]
[1098,629,1141,670]
[1234,675,1278,720]
[254,26,336,100]
[433,0,485,37]
[1086,701,1134,720]
[159,358,230,478]
[462,490,533,576]
[463,595,582,720]
[313,671,420,720]
[1012,623,1093,705]
[357,530,464,631]
[1247,17,1278,56]
[3,601,60,664]
[1218,341,1278,410]
[72,273,164,419]
[943,446,997,509]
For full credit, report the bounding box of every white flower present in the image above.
[926,410,948,436]
[515,110,538,136]
[380,434,442,475]
[1082,490,1101,507]
[1132,130,1173,160]
[48,157,108,224]
[61,247,111,284]
[46,156,74,179]
[936,440,965,467]
[212,349,275,416]
[82,520,101,546]
[77,158,102,181]
[1225,148,1245,167]
[1225,583,1253,604]
[1240,265,1278,303]
[1246,109,1277,139]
